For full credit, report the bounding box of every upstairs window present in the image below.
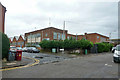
[36,33,41,37]
[97,36,99,39]
[67,36,70,40]
[58,33,61,40]
[62,34,66,40]
[53,32,57,39]
[45,33,48,37]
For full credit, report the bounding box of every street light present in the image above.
[109,30,116,39]
[63,21,65,41]
[62,21,66,54]
[109,30,116,42]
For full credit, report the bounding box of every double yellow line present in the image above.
[0,56,40,71]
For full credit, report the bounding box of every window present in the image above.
[32,35,35,38]
[58,33,61,40]
[62,34,66,40]
[28,35,31,39]
[36,33,41,37]
[21,42,24,45]
[45,33,48,37]
[67,36,70,40]
[97,36,99,39]
[53,32,57,39]
[17,42,20,45]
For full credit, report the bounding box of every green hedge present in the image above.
[39,39,93,50]
[0,32,10,59]
[96,42,113,53]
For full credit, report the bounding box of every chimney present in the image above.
[85,33,87,39]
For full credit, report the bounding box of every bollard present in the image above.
[85,49,87,55]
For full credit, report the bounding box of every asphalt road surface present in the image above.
[2,52,119,78]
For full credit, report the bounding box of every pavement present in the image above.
[1,56,34,69]
[2,52,119,78]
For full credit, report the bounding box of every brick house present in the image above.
[16,35,25,48]
[0,3,6,33]
[78,33,109,44]
[10,35,25,47]
[25,27,109,45]
[11,36,19,47]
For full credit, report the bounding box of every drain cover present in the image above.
[35,56,44,59]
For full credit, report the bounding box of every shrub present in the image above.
[96,42,113,53]
[80,39,93,50]
[0,32,10,59]
[39,40,50,49]
[103,43,113,52]
[96,43,105,53]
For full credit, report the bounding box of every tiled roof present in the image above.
[14,36,19,41]
[21,35,25,40]
[10,37,14,41]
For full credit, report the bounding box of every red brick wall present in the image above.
[85,33,109,44]
[78,33,109,44]
[78,35,84,40]
[67,34,76,39]
[0,3,6,33]
[25,27,68,44]
[86,34,97,44]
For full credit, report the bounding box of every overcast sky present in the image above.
[0,0,118,39]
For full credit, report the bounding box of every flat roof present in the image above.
[86,33,109,38]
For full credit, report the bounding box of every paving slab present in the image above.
[2,57,34,69]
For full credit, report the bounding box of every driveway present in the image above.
[2,52,119,78]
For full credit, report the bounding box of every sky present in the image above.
[0,0,119,39]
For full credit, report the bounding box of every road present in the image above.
[2,52,119,78]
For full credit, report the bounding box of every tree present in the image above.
[0,32,10,59]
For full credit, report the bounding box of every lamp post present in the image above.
[109,30,116,42]
[63,21,65,41]
[62,21,66,54]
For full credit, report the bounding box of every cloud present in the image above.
[0,0,118,39]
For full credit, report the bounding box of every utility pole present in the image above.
[109,30,116,42]
[109,33,111,41]
[62,21,65,54]
[63,21,65,41]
